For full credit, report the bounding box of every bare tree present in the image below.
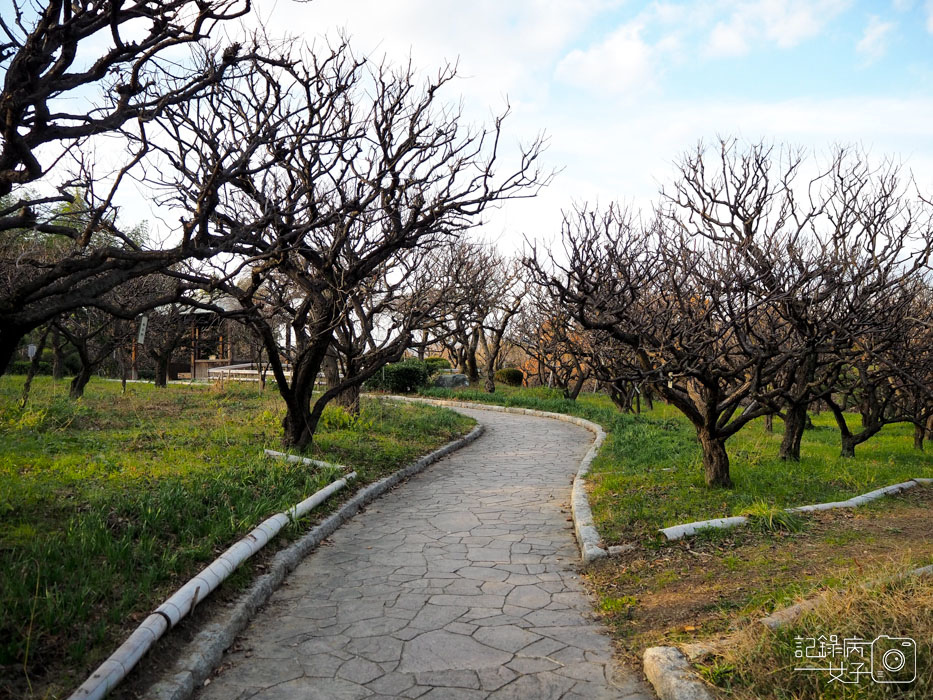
[150,47,549,447]
[54,273,173,396]
[510,282,591,399]
[144,303,191,388]
[54,307,127,398]
[897,293,933,450]
[529,203,792,487]
[0,1,262,371]
[325,248,457,415]
[436,240,501,383]
[658,140,933,461]
[479,256,525,393]
[825,279,933,457]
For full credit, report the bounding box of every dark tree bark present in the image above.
[779,404,808,461]
[20,325,50,408]
[50,326,65,380]
[465,342,480,385]
[69,365,94,400]
[155,355,170,388]
[607,382,635,413]
[565,372,586,401]
[698,428,732,488]
[826,395,885,459]
[643,387,654,411]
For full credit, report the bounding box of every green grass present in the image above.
[420,385,933,542]
[1,376,473,698]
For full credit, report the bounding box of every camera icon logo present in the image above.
[871,635,916,684]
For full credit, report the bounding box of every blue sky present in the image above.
[553,0,933,101]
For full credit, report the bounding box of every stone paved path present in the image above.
[197,408,654,700]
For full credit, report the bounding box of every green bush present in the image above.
[494,367,524,386]
[366,360,430,393]
[5,346,80,377]
[6,360,52,376]
[424,356,451,374]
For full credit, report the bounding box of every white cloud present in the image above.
[553,22,658,94]
[256,0,621,109]
[707,18,751,57]
[856,16,896,62]
[703,0,851,56]
[481,95,933,252]
[762,0,851,47]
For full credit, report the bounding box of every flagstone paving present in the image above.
[196,407,654,700]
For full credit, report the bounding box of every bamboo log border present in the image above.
[70,471,357,700]
[660,478,933,540]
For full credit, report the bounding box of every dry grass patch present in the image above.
[585,486,933,672]
[709,570,932,698]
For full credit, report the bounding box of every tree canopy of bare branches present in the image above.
[145,44,549,447]
[0,1,262,371]
[528,140,933,486]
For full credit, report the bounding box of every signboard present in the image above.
[137,315,149,345]
[27,344,37,359]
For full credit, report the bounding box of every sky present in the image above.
[12,0,932,253]
[243,0,933,253]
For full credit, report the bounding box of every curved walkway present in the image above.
[196,407,653,700]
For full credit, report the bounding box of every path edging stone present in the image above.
[387,396,609,563]
[661,477,933,540]
[758,562,933,630]
[643,646,715,700]
[146,422,485,700]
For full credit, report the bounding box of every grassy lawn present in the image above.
[422,384,932,698]
[0,376,474,700]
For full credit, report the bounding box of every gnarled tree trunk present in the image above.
[70,366,93,399]
[780,403,807,461]
[698,428,732,488]
[155,354,170,388]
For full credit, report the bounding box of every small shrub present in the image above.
[366,360,430,393]
[7,360,52,376]
[318,404,374,432]
[424,357,451,374]
[494,367,524,386]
